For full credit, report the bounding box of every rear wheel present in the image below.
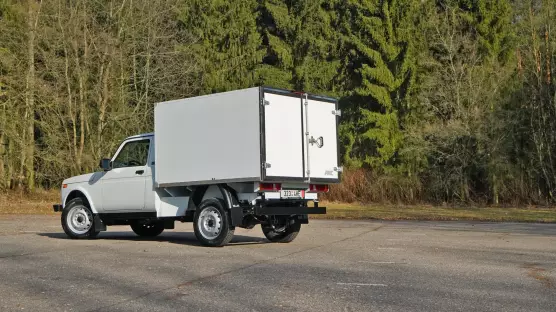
[193,198,235,247]
[130,221,164,237]
[261,217,301,243]
[61,198,99,239]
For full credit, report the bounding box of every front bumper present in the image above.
[53,204,63,212]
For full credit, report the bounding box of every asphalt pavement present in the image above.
[0,215,554,312]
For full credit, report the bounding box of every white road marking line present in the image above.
[337,283,387,287]
[363,261,398,264]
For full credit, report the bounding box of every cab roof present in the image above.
[125,133,153,140]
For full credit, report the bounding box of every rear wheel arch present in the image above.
[188,184,239,211]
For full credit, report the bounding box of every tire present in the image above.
[61,198,100,239]
[193,198,235,247]
[262,218,301,243]
[130,221,164,237]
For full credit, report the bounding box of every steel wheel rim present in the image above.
[268,216,287,233]
[67,206,93,234]
[198,207,222,240]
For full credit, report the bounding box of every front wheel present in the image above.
[61,198,99,239]
[261,217,301,243]
[130,221,164,237]
[193,199,235,247]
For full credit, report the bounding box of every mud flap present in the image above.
[94,215,107,232]
[230,206,244,226]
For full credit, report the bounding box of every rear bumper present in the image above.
[53,204,63,212]
[255,206,326,215]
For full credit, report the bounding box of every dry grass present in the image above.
[313,202,556,223]
[0,190,59,215]
[322,168,421,204]
[2,191,555,223]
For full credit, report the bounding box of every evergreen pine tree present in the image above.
[256,0,295,89]
[337,0,417,168]
[180,0,264,93]
[257,0,340,93]
[456,0,515,62]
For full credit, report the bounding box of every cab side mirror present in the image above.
[99,158,112,171]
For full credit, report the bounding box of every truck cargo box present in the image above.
[154,86,340,187]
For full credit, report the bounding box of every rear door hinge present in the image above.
[334,166,344,173]
[262,99,270,106]
[332,109,342,117]
[263,162,271,169]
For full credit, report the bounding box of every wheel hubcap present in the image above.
[67,206,93,235]
[198,207,222,240]
[268,216,287,232]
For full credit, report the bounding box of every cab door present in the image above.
[101,138,151,212]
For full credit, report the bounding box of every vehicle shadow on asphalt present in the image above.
[37,232,269,247]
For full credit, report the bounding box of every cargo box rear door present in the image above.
[261,90,304,181]
[303,96,340,182]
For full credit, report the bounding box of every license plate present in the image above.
[280,190,304,199]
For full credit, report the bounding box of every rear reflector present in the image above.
[259,183,282,192]
[309,184,329,193]
[62,184,68,189]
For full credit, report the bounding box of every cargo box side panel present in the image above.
[155,87,261,186]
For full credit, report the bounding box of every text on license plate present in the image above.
[280,190,304,199]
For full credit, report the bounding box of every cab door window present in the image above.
[112,139,150,168]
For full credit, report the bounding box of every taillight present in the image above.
[62,184,68,189]
[309,184,329,193]
[259,183,282,191]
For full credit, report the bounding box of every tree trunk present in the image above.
[76,0,88,173]
[97,47,110,160]
[0,96,6,189]
[408,168,414,202]
[492,173,499,206]
[7,139,14,189]
[0,128,4,190]
[24,0,40,191]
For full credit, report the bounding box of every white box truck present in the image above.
[53,87,342,246]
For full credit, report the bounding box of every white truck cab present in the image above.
[54,87,341,246]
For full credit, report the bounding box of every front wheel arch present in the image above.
[64,189,98,214]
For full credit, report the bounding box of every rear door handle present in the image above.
[135,170,144,175]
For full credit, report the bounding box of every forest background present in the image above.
[1,0,556,208]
